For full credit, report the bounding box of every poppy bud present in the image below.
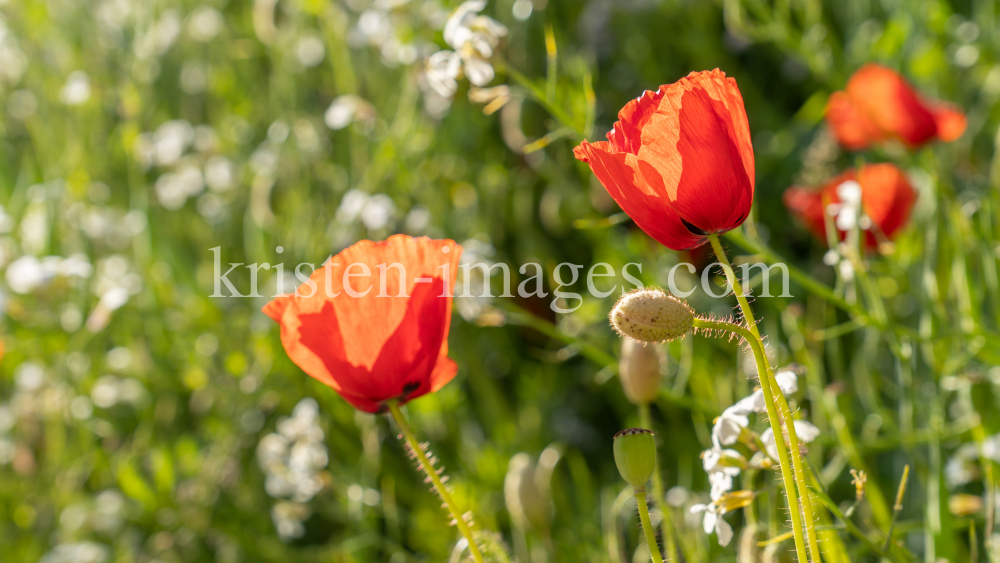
[610,289,693,343]
[613,428,656,488]
[504,453,550,531]
[619,338,664,405]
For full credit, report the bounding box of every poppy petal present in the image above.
[638,70,754,233]
[606,87,668,155]
[576,140,705,250]
[845,64,938,147]
[263,235,462,413]
[932,103,967,142]
[858,163,917,240]
[825,91,884,150]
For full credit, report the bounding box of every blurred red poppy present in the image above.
[574,69,755,250]
[783,163,917,248]
[826,64,966,150]
[263,235,463,413]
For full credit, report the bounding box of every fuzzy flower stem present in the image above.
[693,316,808,561]
[638,403,678,561]
[706,233,821,563]
[634,488,665,563]
[387,401,486,563]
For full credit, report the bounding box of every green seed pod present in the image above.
[619,338,664,405]
[613,428,656,488]
[610,289,693,343]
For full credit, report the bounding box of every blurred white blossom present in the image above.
[60,71,92,105]
[188,7,224,41]
[324,95,376,131]
[39,542,110,563]
[296,35,326,67]
[257,398,330,540]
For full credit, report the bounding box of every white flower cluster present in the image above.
[946,435,1000,488]
[84,254,144,332]
[39,542,110,563]
[349,0,427,67]
[692,369,820,546]
[133,120,238,211]
[422,1,507,112]
[256,398,330,541]
[822,180,869,281]
[5,254,93,294]
[324,95,377,132]
[328,189,398,248]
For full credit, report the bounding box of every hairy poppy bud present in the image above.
[613,428,656,488]
[619,338,663,405]
[610,289,693,343]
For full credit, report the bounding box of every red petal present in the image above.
[576,141,704,250]
[858,164,916,241]
[845,64,938,147]
[637,70,754,233]
[932,103,967,142]
[606,87,668,155]
[783,186,828,241]
[825,91,883,150]
[262,294,293,322]
[263,235,463,411]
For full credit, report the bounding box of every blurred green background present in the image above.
[2,0,1000,561]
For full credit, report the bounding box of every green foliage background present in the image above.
[2,0,1000,561]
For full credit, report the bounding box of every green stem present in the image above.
[634,488,665,563]
[387,402,486,563]
[693,316,808,562]
[707,233,820,563]
[638,404,677,561]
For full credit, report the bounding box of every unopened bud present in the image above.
[619,338,664,405]
[504,453,550,531]
[610,289,693,343]
[613,428,656,488]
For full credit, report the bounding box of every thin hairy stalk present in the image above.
[634,488,665,563]
[387,402,486,563]
[692,317,808,563]
[707,234,821,563]
[638,403,678,561]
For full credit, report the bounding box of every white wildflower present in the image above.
[39,542,110,563]
[760,420,821,459]
[424,50,462,98]
[690,502,734,547]
[188,7,224,42]
[826,180,868,232]
[258,398,329,539]
[324,95,375,131]
[295,35,326,68]
[60,71,91,105]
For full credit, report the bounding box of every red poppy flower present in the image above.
[783,163,917,247]
[825,64,966,150]
[573,69,755,251]
[263,235,463,413]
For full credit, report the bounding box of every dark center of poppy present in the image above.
[680,218,708,236]
[399,381,421,400]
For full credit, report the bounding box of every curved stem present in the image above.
[694,316,808,562]
[706,234,820,563]
[387,402,486,563]
[634,488,665,563]
[638,404,678,561]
